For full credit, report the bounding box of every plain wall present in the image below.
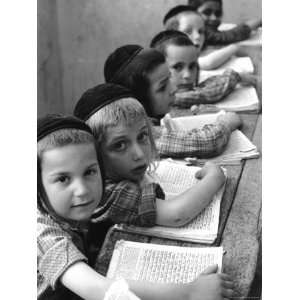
[38,0,261,116]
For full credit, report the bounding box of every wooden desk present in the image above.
[94,113,262,299]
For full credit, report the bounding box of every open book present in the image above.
[117,160,226,243]
[199,56,254,83]
[107,240,223,284]
[162,112,259,164]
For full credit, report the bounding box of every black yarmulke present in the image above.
[104,45,143,83]
[74,83,135,121]
[150,30,190,48]
[37,114,93,141]
[163,5,196,25]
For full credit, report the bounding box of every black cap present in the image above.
[74,83,135,121]
[163,5,196,25]
[38,114,93,141]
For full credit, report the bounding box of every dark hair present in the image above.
[163,5,196,25]
[188,0,222,10]
[150,30,194,56]
[104,46,166,118]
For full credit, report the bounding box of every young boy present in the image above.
[163,5,246,69]
[187,0,261,45]
[150,30,256,108]
[38,114,234,300]
[74,83,227,228]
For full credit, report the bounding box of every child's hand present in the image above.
[217,112,242,131]
[195,162,225,185]
[239,73,258,87]
[245,18,262,30]
[187,264,234,300]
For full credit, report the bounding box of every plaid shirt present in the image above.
[155,121,231,158]
[205,24,251,46]
[174,69,241,108]
[91,179,165,226]
[37,210,87,299]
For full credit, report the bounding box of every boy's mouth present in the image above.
[131,164,148,176]
[73,200,94,208]
[177,83,194,92]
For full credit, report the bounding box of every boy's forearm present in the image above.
[198,44,239,70]
[128,280,187,300]
[60,261,112,300]
[156,172,224,227]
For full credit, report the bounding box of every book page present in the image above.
[168,111,224,131]
[122,160,225,243]
[107,241,223,284]
[199,56,254,83]
[215,86,259,112]
[153,160,201,198]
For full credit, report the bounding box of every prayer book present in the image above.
[199,56,254,83]
[107,240,223,283]
[162,111,259,164]
[116,160,226,244]
[214,86,260,112]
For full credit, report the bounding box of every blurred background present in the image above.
[38,0,261,117]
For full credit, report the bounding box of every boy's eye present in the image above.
[172,64,183,72]
[157,84,167,92]
[138,131,150,143]
[85,167,98,177]
[112,141,127,152]
[183,28,192,35]
[202,9,222,18]
[56,175,69,184]
[198,29,205,35]
[189,62,198,70]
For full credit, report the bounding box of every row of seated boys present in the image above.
[37,1,261,299]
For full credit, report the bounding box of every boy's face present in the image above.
[100,118,152,183]
[147,63,176,116]
[41,143,102,221]
[165,44,198,91]
[197,1,222,29]
[178,13,206,52]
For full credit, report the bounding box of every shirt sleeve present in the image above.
[155,121,231,158]
[92,180,164,227]
[205,24,251,46]
[37,211,87,290]
[174,69,241,108]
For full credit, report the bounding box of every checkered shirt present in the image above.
[205,24,251,46]
[174,69,241,108]
[37,210,87,299]
[155,121,231,158]
[91,179,165,226]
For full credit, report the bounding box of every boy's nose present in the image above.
[74,179,89,197]
[132,143,145,161]
[182,68,191,79]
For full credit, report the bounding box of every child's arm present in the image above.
[198,44,239,70]
[244,18,262,30]
[174,69,241,108]
[205,24,252,46]
[156,112,242,158]
[155,162,225,227]
[62,262,234,300]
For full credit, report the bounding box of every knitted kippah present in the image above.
[74,83,135,121]
[104,45,143,83]
[37,114,93,141]
[150,30,190,48]
[163,5,196,25]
